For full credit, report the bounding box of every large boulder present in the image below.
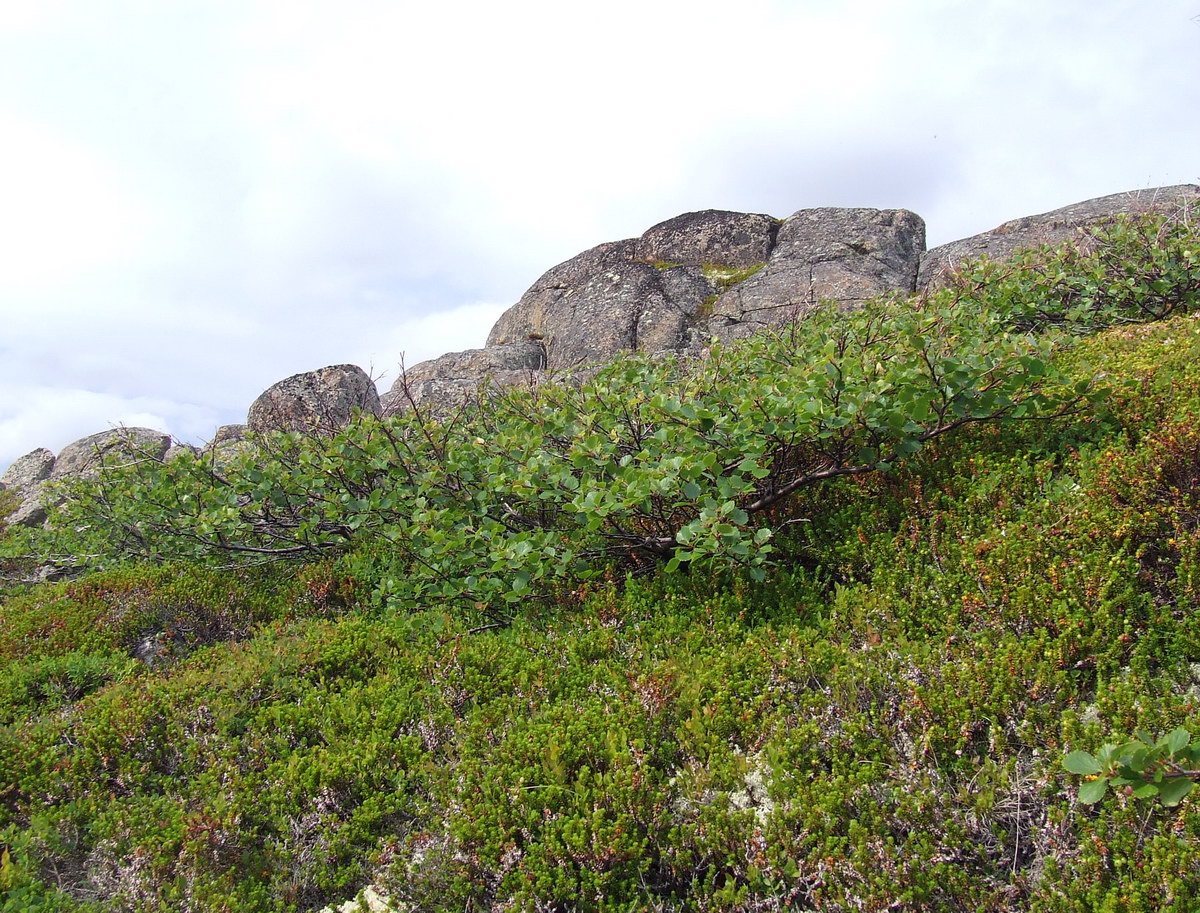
[1,447,55,490]
[51,428,172,479]
[164,442,199,461]
[918,184,1200,289]
[196,424,254,468]
[634,209,779,269]
[4,495,49,530]
[381,341,546,417]
[486,244,717,370]
[0,429,172,528]
[5,493,49,528]
[707,207,926,341]
[485,239,639,357]
[208,424,249,447]
[485,207,926,369]
[485,212,784,372]
[1,447,57,527]
[247,365,381,434]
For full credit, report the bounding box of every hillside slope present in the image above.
[1,213,1200,912]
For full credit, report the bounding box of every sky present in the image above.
[1,0,1198,471]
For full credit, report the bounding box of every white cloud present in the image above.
[0,0,68,32]
[0,114,152,292]
[1,0,1198,471]
[0,385,222,467]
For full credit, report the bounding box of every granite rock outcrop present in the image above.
[708,207,925,342]
[634,209,779,268]
[4,183,1197,523]
[2,429,172,527]
[484,238,711,370]
[1,448,57,527]
[918,184,1200,289]
[380,341,546,418]
[247,364,381,435]
[483,206,926,369]
[50,428,172,480]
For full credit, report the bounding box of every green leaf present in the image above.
[1077,778,1109,804]
[856,445,878,464]
[1063,751,1103,775]
[1158,777,1194,807]
[1166,727,1191,755]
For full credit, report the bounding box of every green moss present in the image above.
[646,260,766,292]
[694,294,719,319]
[702,261,766,291]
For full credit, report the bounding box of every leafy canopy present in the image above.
[37,287,1092,618]
[20,210,1199,622]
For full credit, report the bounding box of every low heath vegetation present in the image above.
[1,212,1199,911]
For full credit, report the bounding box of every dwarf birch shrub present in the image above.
[946,211,1200,334]
[36,288,1093,621]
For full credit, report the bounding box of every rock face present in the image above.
[486,210,780,371]
[486,239,713,370]
[208,424,249,448]
[247,365,381,434]
[381,341,546,417]
[5,495,49,529]
[1,448,57,527]
[918,184,1200,289]
[708,207,925,341]
[51,428,172,480]
[1,448,55,491]
[196,424,253,466]
[486,206,926,367]
[634,209,779,269]
[1,430,172,528]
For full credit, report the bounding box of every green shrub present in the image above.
[945,211,1200,333]
[33,285,1094,623]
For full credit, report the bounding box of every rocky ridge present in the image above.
[3,184,1197,528]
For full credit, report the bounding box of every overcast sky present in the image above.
[1,0,1198,470]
